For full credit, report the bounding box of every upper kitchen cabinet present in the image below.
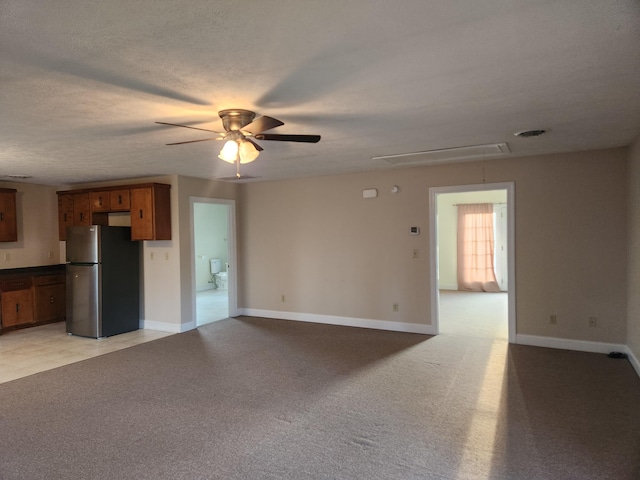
[90,191,111,212]
[0,188,18,242]
[57,191,106,240]
[57,183,171,241]
[57,193,74,241]
[73,192,92,226]
[130,184,171,241]
[109,189,130,212]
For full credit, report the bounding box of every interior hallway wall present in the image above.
[627,137,640,364]
[239,148,628,345]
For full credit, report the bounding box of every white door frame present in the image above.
[189,197,238,322]
[428,182,516,342]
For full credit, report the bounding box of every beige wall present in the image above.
[239,148,628,344]
[627,138,640,361]
[0,181,60,268]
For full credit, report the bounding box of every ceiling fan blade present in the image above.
[242,116,284,134]
[166,137,221,146]
[254,133,321,143]
[156,122,223,134]
[244,138,264,151]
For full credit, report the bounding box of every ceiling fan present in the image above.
[156,109,321,171]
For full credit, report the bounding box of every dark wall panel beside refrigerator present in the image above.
[66,225,140,338]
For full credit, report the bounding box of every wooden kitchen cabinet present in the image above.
[57,183,171,241]
[33,275,65,323]
[57,193,74,240]
[0,188,18,242]
[90,191,111,212]
[73,192,91,226]
[0,278,34,328]
[109,189,130,211]
[57,191,108,240]
[130,184,171,241]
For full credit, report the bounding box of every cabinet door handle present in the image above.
[50,296,55,304]
[139,209,143,219]
[80,212,84,222]
[98,196,103,206]
[15,303,19,313]
[64,213,68,222]
[0,212,3,221]
[118,195,122,204]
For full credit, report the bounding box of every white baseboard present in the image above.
[140,319,195,333]
[238,308,435,335]
[516,334,627,355]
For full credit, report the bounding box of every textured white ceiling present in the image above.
[1,0,639,185]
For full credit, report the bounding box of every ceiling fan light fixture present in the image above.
[239,140,259,164]
[218,139,239,163]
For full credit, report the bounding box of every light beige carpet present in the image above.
[0,317,638,479]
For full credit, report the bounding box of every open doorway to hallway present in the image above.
[429,183,515,342]
[191,199,237,327]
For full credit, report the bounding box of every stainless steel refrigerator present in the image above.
[66,225,140,338]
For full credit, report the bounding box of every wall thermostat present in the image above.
[410,226,420,235]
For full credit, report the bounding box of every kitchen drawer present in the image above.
[33,274,65,286]
[1,277,32,292]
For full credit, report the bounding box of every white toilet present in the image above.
[210,258,228,290]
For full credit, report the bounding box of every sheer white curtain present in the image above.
[457,203,500,292]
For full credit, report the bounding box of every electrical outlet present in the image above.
[4,253,10,261]
[281,294,286,302]
[413,249,419,259]
[150,252,154,260]
[392,303,399,312]
[550,314,557,325]
[589,317,597,327]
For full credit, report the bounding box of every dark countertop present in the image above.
[0,264,66,281]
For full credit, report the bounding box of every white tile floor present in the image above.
[196,288,229,326]
[0,322,173,384]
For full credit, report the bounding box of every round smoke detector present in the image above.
[514,129,546,138]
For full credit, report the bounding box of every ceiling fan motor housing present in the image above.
[219,109,256,132]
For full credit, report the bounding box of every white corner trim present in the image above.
[516,334,627,355]
[141,319,195,333]
[238,309,435,335]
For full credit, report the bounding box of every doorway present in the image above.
[429,183,515,342]
[190,197,237,327]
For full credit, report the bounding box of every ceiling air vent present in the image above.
[372,143,510,166]
[514,129,546,138]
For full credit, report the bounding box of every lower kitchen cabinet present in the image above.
[0,271,66,333]
[34,275,66,323]
[1,281,34,328]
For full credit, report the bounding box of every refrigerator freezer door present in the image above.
[66,225,100,264]
[66,263,101,338]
